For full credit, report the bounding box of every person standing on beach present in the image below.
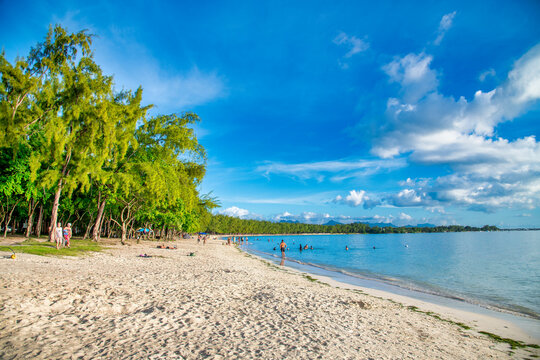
[280,240,287,255]
[63,223,72,248]
[55,223,63,249]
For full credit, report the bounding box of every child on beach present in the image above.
[63,223,72,248]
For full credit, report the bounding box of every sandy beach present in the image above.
[1,238,538,359]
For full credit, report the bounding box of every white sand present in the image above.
[1,239,538,359]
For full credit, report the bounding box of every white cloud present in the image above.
[228,191,338,206]
[387,189,429,207]
[383,53,438,102]
[96,40,225,112]
[333,32,369,69]
[369,43,540,212]
[51,12,226,113]
[398,212,413,221]
[434,11,457,45]
[334,190,380,209]
[375,45,540,159]
[479,68,496,82]
[219,206,250,218]
[274,211,331,224]
[334,32,369,58]
[256,158,406,182]
[272,211,423,226]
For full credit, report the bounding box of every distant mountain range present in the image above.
[323,221,436,228]
[323,220,342,226]
[407,223,436,228]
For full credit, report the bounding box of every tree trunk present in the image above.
[25,198,37,238]
[3,200,20,239]
[49,149,72,242]
[92,197,107,242]
[36,202,43,238]
[106,215,112,239]
[121,222,127,245]
[83,212,95,240]
[48,179,63,242]
[83,223,93,240]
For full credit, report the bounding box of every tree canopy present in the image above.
[203,214,499,235]
[0,25,216,241]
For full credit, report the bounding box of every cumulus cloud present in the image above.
[334,190,380,209]
[333,188,432,209]
[272,211,421,226]
[341,42,540,213]
[369,43,540,212]
[383,53,438,102]
[386,189,431,207]
[434,11,457,45]
[344,213,418,227]
[274,211,331,224]
[219,206,251,218]
[256,158,406,182]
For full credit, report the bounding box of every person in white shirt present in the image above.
[55,223,63,249]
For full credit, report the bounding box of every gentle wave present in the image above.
[241,232,540,320]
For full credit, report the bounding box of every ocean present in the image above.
[241,231,539,327]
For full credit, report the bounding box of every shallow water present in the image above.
[242,231,540,320]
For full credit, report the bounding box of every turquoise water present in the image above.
[242,231,540,319]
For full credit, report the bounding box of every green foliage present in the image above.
[204,214,499,234]
[0,25,214,240]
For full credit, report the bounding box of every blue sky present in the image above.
[2,0,540,227]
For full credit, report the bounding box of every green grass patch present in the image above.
[478,331,540,350]
[407,305,471,330]
[303,274,318,282]
[0,239,103,257]
[301,274,330,286]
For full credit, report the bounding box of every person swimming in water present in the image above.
[299,244,303,251]
[345,246,349,251]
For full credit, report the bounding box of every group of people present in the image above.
[225,236,248,246]
[54,222,72,249]
[272,240,316,253]
[197,234,209,245]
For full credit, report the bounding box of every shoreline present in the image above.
[241,246,539,344]
[1,238,538,359]
[233,232,540,342]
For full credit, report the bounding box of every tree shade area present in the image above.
[0,25,217,242]
[204,214,499,235]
